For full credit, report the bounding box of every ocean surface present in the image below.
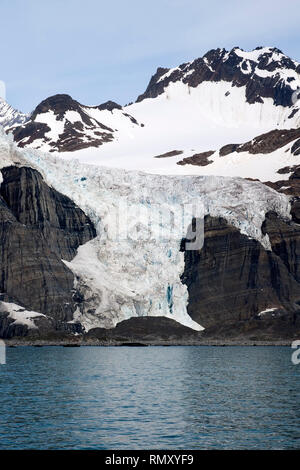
[0,346,299,449]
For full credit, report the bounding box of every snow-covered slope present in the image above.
[55,47,300,177]
[71,81,298,175]
[11,95,141,152]
[0,97,29,130]
[0,130,291,331]
[177,127,300,183]
[0,301,46,329]
[9,46,300,179]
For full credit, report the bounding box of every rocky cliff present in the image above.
[0,165,96,337]
[10,94,141,152]
[137,47,300,108]
[181,214,300,340]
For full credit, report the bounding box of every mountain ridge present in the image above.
[0,97,29,130]
[136,46,300,105]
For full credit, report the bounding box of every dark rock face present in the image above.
[0,165,96,336]
[219,144,239,157]
[10,94,140,152]
[31,94,81,120]
[262,211,300,283]
[86,316,201,344]
[0,312,27,338]
[263,166,300,228]
[177,151,215,166]
[291,139,300,156]
[0,166,96,261]
[291,198,300,223]
[137,47,299,107]
[154,150,183,158]
[9,122,51,147]
[181,215,300,333]
[0,310,55,339]
[97,100,122,111]
[264,166,300,200]
[11,94,114,152]
[221,128,300,156]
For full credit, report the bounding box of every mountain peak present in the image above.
[96,100,122,112]
[32,94,80,119]
[136,46,300,106]
[0,98,29,130]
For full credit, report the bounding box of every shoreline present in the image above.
[3,338,294,347]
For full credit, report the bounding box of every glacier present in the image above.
[0,130,292,331]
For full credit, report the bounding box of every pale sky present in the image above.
[0,0,299,112]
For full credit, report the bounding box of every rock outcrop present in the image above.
[219,128,300,157]
[0,165,96,260]
[136,47,300,108]
[0,165,96,336]
[86,316,202,345]
[10,94,140,152]
[177,151,215,166]
[181,215,300,335]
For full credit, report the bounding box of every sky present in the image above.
[0,0,299,112]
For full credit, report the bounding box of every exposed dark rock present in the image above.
[154,150,183,158]
[291,138,300,156]
[122,113,139,125]
[31,94,80,120]
[0,165,96,336]
[264,166,300,197]
[288,109,299,120]
[137,47,298,107]
[216,128,300,160]
[0,196,74,321]
[177,151,214,166]
[262,167,300,227]
[10,94,115,152]
[277,166,295,175]
[181,215,300,332]
[179,129,300,168]
[86,316,202,344]
[12,122,51,147]
[219,144,239,157]
[290,199,300,224]
[10,94,141,152]
[201,314,300,341]
[0,312,28,338]
[0,166,96,261]
[262,211,300,283]
[237,128,300,154]
[0,309,55,339]
[97,100,122,111]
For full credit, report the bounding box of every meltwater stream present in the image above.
[0,346,299,449]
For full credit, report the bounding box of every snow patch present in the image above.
[258,308,277,317]
[0,301,46,329]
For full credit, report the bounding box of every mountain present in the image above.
[1,46,300,343]
[10,94,141,152]
[0,127,300,343]
[0,97,29,129]
[8,46,300,180]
